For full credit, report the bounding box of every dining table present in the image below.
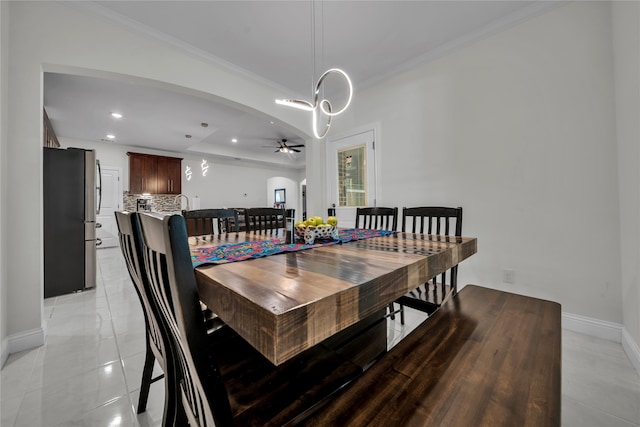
[192,228,477,366]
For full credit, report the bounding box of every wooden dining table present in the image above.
[193,229,477,366]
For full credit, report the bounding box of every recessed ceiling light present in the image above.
[270,121,275,125]
[111,112,122,119]
[106,134,115,140]
[231,138,238,143]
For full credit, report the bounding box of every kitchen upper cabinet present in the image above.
[128,152,182,195]
[156,156,182,194]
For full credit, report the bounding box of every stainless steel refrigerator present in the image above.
[44,147,102,298]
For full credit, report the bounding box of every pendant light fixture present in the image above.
[275,0,353,139]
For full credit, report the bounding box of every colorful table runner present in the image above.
[191,228,394,267]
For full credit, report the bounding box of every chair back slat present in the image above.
[355,207,398,231]
[401,206,463,290]
[402,206,462,236]
[245,207,286,232]
[182,209,240,238]
[138,213,234,427]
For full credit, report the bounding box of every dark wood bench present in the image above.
[302,285,561,427]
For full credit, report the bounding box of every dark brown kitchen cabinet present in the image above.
[128,152,182,195]
[156,156,182,194]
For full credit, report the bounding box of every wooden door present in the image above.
[129,153,157,194]
[156,156,171,194]
[129,154,145,194]
[167,157,182,194]
[141,156,157,194]
[156,157,181,194]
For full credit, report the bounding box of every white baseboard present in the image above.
[622,328,640,375]
[562,311,640,375]
[1,337,8,369]
[562,312,622,343]
[6,326,45,356]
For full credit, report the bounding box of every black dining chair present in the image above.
[355,207,398,231]
[244,207,287,232]
[137,213,362,426]
[182,208,239,238]
[114,211,176,425]
[392,206,463,324]
[354,207,400,321]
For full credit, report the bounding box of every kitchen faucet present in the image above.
[174,194,190,211]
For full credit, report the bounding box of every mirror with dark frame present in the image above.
[275,188,286,204]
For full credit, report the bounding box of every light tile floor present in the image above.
[1,246,640,426]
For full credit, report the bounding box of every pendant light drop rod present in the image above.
[275,0,353,139]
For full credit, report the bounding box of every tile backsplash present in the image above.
[123,193,181,212]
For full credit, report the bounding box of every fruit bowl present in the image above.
[294,225,339,244]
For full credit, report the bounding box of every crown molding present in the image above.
[63,1,307,101]
[358,1,568,92]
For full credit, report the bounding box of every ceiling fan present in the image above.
[264,139,305,153]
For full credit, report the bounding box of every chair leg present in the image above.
[137,341,155,413]
[388,303,396,320]
[400,303,405,325]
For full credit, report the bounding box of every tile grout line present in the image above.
[96,250,140,425]
[4,349,39,426]
[562,395,640,426]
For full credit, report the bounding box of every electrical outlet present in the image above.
[503,269,515,284]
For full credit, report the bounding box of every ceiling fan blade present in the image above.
[288,144,305,148]
[274,149,281,153]
[291,148,301,153]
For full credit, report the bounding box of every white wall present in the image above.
[3,0,636,358]
[267,176,300,220]
[613,1,640,359]
[3,1,310,353]
[0,0,9,367]
[326,2,623,323]
[64,138,304,211]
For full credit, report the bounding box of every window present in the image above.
[337,145,366,207]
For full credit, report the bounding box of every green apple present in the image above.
[327,216,338,226]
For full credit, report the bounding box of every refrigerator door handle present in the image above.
[96,159,102,215]
[96,238,103,247]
